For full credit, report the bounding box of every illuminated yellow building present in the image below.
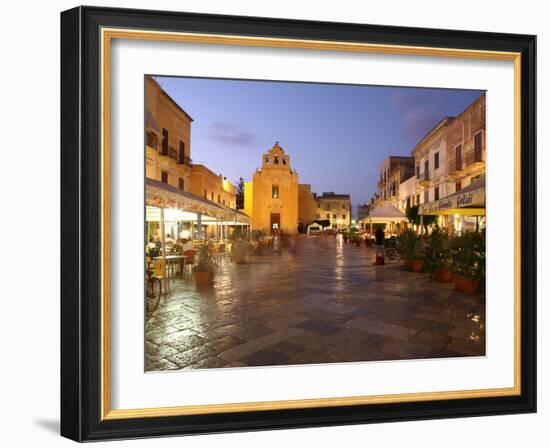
[145,76,193,191]
[315,192,352,229]
[244,143,299,235]
[189,164,237,209]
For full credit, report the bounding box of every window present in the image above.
[272,185,279,199]
[178,178,184,190]
[455,144,463,170]
[416,165,420,178]
[282,158,287,165]
[203,189,207,199]
[274,156,279,165]
[434,186,439,201]
[326,214,330,219]
[217,194,221,203]
[424,190,429,203]
[333,214,337,219]
[161,128,169,155]
[342,204,346,210]
[161,171,168,184]
[265,157,269,164]
[455,181,462,192]
[211,192,214,201]
[416,194,420,205]
[223,199,226,206]
[342,214,347,220]
[474,132,483,162]
[178,141,185,164]
[434,152,439,169]
[424,159,429,180]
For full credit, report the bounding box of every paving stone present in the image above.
[145,236,485,370]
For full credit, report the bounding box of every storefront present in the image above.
[419,174,485,234]
[145,178,250,255]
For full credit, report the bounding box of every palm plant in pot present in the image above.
[449,230,485,295]
[193,240,215,287]
[424,225,453,282]
[401,228,425,272]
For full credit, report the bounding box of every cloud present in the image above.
[401,109,442,139]
[209,122,257,147]
[389,90,447,139]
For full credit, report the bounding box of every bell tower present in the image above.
[245,141,299,235]
[262,142,291,170]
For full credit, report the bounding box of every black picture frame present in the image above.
[61,5,536,442]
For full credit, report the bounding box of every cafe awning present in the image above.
[420,174,485,216]
[146,178,250,224]
[360,201,408,224]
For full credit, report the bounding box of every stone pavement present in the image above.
[145,235,485,371]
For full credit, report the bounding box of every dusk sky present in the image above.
[155,76,484,214]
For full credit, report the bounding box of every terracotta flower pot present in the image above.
[193,270,214,287]
[409,259,424,272]
[453,273,480,295]
[433,267,453,283]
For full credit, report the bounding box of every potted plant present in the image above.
[424,226,453,282]
[193,240,215,287]
[401,228,425,272]
[232,239,250,264]
[250,230,265,255]
[450,231,485,295]
[349,230,361,246]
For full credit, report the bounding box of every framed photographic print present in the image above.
[60,6,537,441]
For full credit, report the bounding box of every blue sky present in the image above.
[155,76,483,212]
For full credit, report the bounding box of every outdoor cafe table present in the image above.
[153,255,187,279]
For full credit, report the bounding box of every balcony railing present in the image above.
[145,131,158,149]
[178,155,193,166]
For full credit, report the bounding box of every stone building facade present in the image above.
[188,164,237,210]
[412,116,453,207]
[145,76,193,191]
[445,93,486,194]
[145,76,237,210]
[315,192,352,229]
[378,156,415,205]
[298,184,317,231]
[244,143,300,235]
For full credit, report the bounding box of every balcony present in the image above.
[177,155,193,166]
[419,170,430,186]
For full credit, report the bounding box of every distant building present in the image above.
[378,156,415,205]
[188,164,237,209]
[357,203,371,221]
[244,143,300,235]
[315,192,352,229]
[298,184,317,232]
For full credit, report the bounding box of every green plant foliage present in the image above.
[423,225,451,273]
[232,239,250,258]
[449,231,486,281]
[401,228,424,260]
[194,240,215,273]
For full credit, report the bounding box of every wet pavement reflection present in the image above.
[146,235,485,371]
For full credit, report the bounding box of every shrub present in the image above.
[449,231,485,281]
[423,226,451,273]
[401,228,424,260]
[194,240,215,273]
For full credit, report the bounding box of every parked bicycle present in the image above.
[384,237,402,262]
[145,258,161,318]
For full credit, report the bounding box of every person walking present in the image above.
[375,227,385,264]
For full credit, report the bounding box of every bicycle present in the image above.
[145,258,162,318]
[384,238,402,262]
